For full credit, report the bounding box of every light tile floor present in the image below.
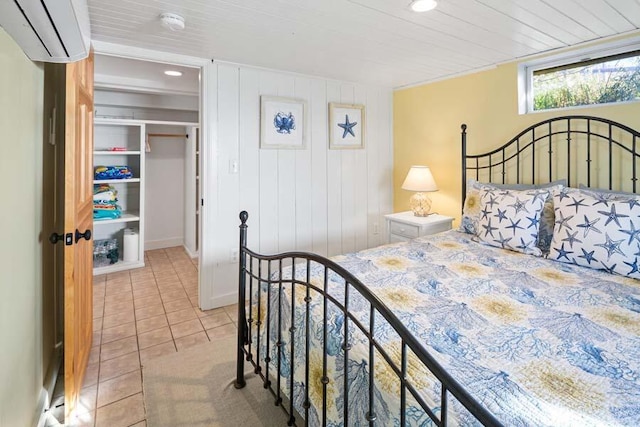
[46,246,238,427]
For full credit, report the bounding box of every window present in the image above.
[519,39,640,113]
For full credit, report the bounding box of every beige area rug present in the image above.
[143,336,289,426]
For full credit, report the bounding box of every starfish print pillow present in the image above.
[549,187,640,280]
[475,188,548,256]
[460,179,564,256]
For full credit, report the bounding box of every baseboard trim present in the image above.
[209,291,237,310]
[183,245,199,259]
[34,387,49,427]
[42,347,62,406]
[36,348,62,427]
[145,237,184,251]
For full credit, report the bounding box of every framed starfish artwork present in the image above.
[329,102,365,149]
[260,96,307,149]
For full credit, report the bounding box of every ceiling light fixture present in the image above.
[159,12,185,31]
[410,0,438,12]
[164,70,183,77]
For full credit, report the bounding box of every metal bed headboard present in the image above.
[461,115,640,208]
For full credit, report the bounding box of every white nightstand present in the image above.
[385,212,454,243]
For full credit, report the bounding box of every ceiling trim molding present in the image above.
[395,29,640,91]
[394,64,497,91]
[211,58,393,89]
[92,40,209,67]
[510,30,640,67]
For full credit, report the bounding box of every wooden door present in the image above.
[64,50,94,420]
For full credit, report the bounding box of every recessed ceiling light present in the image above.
[410,0,438,12]
[164,70,183,77]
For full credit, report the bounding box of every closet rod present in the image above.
[147,133,188,138]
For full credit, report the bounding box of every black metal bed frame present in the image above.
[235,115,640,426]
[234,210,501,426]
[461,115,640,206]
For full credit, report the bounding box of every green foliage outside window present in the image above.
[532,54,640,111]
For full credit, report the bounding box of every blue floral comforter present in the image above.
[251,230,640,426]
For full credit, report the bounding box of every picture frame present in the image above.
[329,102,365,149]
[260,96,307,149]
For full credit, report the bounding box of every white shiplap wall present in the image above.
[203,62,393,309]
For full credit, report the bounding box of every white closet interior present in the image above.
[92,55,200,275]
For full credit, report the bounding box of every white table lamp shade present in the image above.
[402,166,438,216]
[402,166,438,192]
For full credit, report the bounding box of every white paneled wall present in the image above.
[202,62,393,309]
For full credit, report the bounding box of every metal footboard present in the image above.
[234,211,501,427]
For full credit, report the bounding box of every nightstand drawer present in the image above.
[389,221,420,238]
[384,212,454,244]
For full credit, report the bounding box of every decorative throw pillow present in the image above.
[536,185,564,256]
[460,179,564,254]
[459,179,486,235]
[475,187,548,256]
[548,187,640,280]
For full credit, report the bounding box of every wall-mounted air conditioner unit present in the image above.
[0,0,91,63]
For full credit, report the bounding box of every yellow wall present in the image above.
[0,29,44,426]
[393,54,640,224]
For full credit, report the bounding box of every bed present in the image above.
[234,115,640,426]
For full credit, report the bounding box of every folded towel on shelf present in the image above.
[94,183,116,193]
[94,165,133,180]
[93,191,117,203]
[93,183,122,220]
[94,208,122,220]
[93,203,119,211]
[93,183,118,202]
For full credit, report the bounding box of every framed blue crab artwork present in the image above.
[329,102,365,149]
[260,96,307,149]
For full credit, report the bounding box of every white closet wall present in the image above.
[145,124,187,250]
[201,63,393,309]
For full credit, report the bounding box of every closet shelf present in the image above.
[94,212,140,225]
[93,119,146,277]
[95,117,199,127]
[94,260,145,275]
[93,178,140,184]
[94,150,141,156]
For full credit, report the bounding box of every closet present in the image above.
[92,55,200,275]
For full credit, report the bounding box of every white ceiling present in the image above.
[87,0,640,88]
[94,54,199,95]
